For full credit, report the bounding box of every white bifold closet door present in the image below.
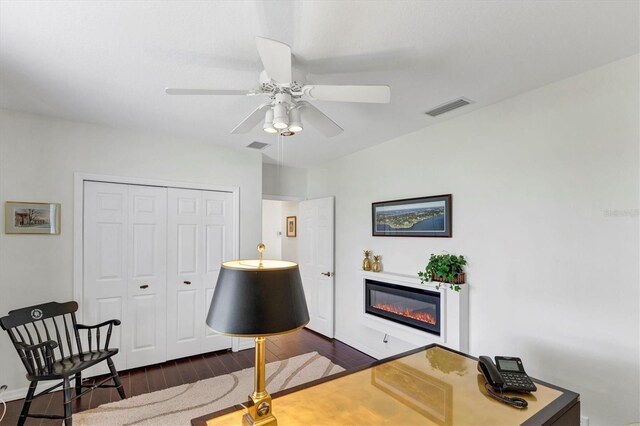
[83,182,235,370]
[83,182,167,370]
[166,188,233,360]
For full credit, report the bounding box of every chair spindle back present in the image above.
[0,302,83,376]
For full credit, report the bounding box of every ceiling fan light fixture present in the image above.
[288,107,303,133]
[263,109,277,133]
[273,103,289,129]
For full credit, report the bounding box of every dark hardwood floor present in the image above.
[2,329,374,425]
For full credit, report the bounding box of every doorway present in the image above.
[261,199,299,262]
[262,196,335,338]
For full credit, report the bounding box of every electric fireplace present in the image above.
[365,279,441,336]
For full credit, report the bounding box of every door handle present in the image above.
[321,272,333,277]
[140,284,149,289]
[183,281,191,285]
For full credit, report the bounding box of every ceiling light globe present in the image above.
[273,104,289,129]
[263,109,277,133]
[288,108,303,133]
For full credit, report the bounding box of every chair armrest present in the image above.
[16,340,59,352]
[15,340,58,375]
[76,319,121,329]
[76,319,121,351]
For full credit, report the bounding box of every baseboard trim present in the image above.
[2,379,65,402]
[334,332,384,360]
[4,386,28,402]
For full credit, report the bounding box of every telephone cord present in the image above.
[484,383,528,409]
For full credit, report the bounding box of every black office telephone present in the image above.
[478,356,536,408]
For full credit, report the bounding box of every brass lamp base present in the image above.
[242,336,277,426]
[242,393,277,426]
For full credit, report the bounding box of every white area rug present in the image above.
[74,352,343,425]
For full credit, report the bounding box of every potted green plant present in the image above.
[418,253,467,292]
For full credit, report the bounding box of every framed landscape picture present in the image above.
[372,194,452,237]
[5,202,61,235]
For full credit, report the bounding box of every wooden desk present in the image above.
[192,345,579,425]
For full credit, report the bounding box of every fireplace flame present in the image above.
[372,303,436,325]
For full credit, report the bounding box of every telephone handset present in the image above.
[478,356,536,409]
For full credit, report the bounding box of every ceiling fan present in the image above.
[165,37,391,138]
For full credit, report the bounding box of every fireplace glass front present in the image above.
[365,279,440,336]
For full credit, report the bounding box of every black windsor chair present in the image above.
[0,301,126,425]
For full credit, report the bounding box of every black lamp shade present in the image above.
[206,260,310,336]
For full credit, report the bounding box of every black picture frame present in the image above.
[372,194,452,237]
[286,216,297,237]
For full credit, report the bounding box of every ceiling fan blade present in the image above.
[298,101,343,138]
[255,36,292,84]
[230,103,272,134]
[303,85,391,103]
[165,88,251,95]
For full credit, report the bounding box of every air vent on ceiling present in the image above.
[425,98,473,117]
[246,141,271,150]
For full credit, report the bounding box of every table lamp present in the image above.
[206,244,309,426]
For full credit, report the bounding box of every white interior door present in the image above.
[298,197,335,338]
[167,188,202,359]
[201,190,234,352]
[83,182,168,370]
[126,185,167,368]
[167,188,233,359]
[83,182,128,370]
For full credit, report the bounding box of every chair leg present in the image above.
[63,376,73,425]
[107,357,126,400]
[18,381,37,426]
[75,372,82,397]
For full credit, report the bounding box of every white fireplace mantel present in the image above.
[360,270,469,352]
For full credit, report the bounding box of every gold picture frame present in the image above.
[5,202,61,235]
[286,216,297,237]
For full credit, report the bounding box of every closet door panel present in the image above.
[177,224,198,274]
[126,185,167,368]
[176,289,197,340]
[205,225,224,273]
[131,294,157,350]
[167,188,205,359]
[84,182,129,370]
[201,191,234,352]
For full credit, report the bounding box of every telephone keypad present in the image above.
[501,372,537,392]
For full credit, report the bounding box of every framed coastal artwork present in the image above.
[5,202,61,235]
[372,194,452,237]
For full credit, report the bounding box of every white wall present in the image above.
[261,199,283,260]
[0,110,263,395]
[262,163,307,199]
[308,56,639,425]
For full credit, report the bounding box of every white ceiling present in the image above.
[1,1,638,167]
